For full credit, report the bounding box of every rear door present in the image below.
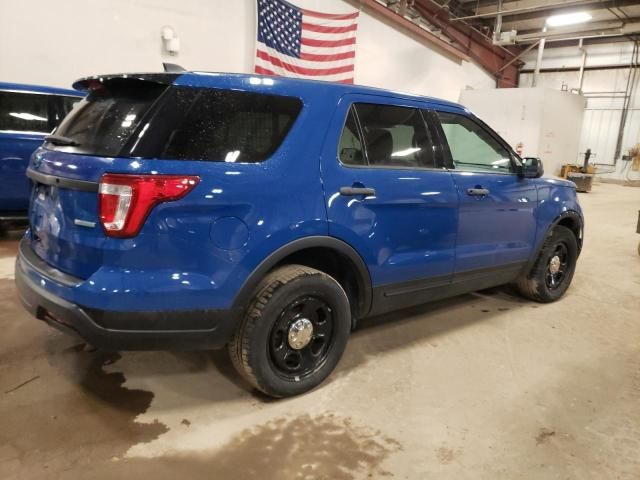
[320,95,459,315]
[429,108,538,275]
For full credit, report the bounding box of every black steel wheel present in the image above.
[545,242,570,290]
[228,265,351,398]
[515,225,578,303]
[268,296,335,380]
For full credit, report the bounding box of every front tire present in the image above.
[515,225,578,303]
[228,265,351,398]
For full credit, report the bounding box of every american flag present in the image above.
[255,0,360,84]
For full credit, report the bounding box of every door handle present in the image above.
[339,186,376,196]
[466,187,490,196]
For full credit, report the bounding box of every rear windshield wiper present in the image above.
[45,134,80,146]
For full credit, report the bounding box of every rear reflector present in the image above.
[98,174,199,238]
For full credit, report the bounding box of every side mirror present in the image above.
[519,157,544,178]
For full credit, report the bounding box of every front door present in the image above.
[320,96,459,315]
[430,108,538,277]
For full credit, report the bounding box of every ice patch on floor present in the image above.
[0,257,15,279]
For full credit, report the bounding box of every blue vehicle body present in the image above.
[0,82,83,219]
[15,72,583,350]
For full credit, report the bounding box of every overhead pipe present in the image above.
[578,38,587,93]
[450,0,639,22]
[614,40,639,162]
[532,27,546,87]
[492,0,503,43]
[515,22,640,44]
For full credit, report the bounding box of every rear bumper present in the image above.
[15,240,241,350]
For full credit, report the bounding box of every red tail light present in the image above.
[99,174,200,238]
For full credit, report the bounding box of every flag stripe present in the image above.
[300,9,359,20]
[301,22,358,34]
[300,43,357,55]
[300,29,356,41]
[301,16,360,28]
[255,59,354,82]
[256,49,354,75]
[260,45,354,68]
[299,50,355,61]
[300,37,356,48]
[255,65,277,75]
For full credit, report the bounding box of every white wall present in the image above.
[0,0,495,102]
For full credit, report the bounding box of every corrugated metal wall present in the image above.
[520,68,640,180]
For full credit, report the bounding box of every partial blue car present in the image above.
[0,82,83,229]
[15,72,583,397]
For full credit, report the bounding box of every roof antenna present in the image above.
[162,62,186,73]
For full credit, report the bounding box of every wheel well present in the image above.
[556,215,583,252]
[272,247,368,321]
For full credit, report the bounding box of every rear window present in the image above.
[51,81,167,156]
[49,83,303,162]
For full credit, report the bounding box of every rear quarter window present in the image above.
[51,81,167,156]
[150,87,303,162]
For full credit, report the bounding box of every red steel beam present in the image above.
[413,0,524,87]
[352,0,471,62]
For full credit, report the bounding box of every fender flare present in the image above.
[526,210,584,272]
[231,236,373,319]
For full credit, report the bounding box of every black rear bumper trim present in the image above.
[15,253,240,351]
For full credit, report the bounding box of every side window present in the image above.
[338,107,365,166]
[161,88,302,162]
[0,91,51,133]
[355,103,436,169]
[50,95,81,128]
[436,111,512,172]
[59,96,80,119]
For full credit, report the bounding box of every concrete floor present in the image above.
[0,182,639,480]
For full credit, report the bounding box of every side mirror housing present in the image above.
[519,157,544,178]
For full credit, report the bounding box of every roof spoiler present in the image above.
[72,72,182,92]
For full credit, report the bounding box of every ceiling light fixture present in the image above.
[546,12,592,27]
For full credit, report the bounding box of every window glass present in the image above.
[160,88,302,162]
[0,91,50,133]
[52,81,167,156]
[436,111,512,172]
[60,96,81,118]
[48,95,81,128]
[355,104,435,168]
[337,108,365,166]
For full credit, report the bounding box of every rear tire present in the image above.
[228,265,351,398]
[515,225,578,303]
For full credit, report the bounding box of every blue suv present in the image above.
[0,82,83,230]
[15,72,583,397]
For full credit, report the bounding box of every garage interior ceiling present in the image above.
[369,0,640,86]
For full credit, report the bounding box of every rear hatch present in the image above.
[27,75,176,279]
[26,73,303,280]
